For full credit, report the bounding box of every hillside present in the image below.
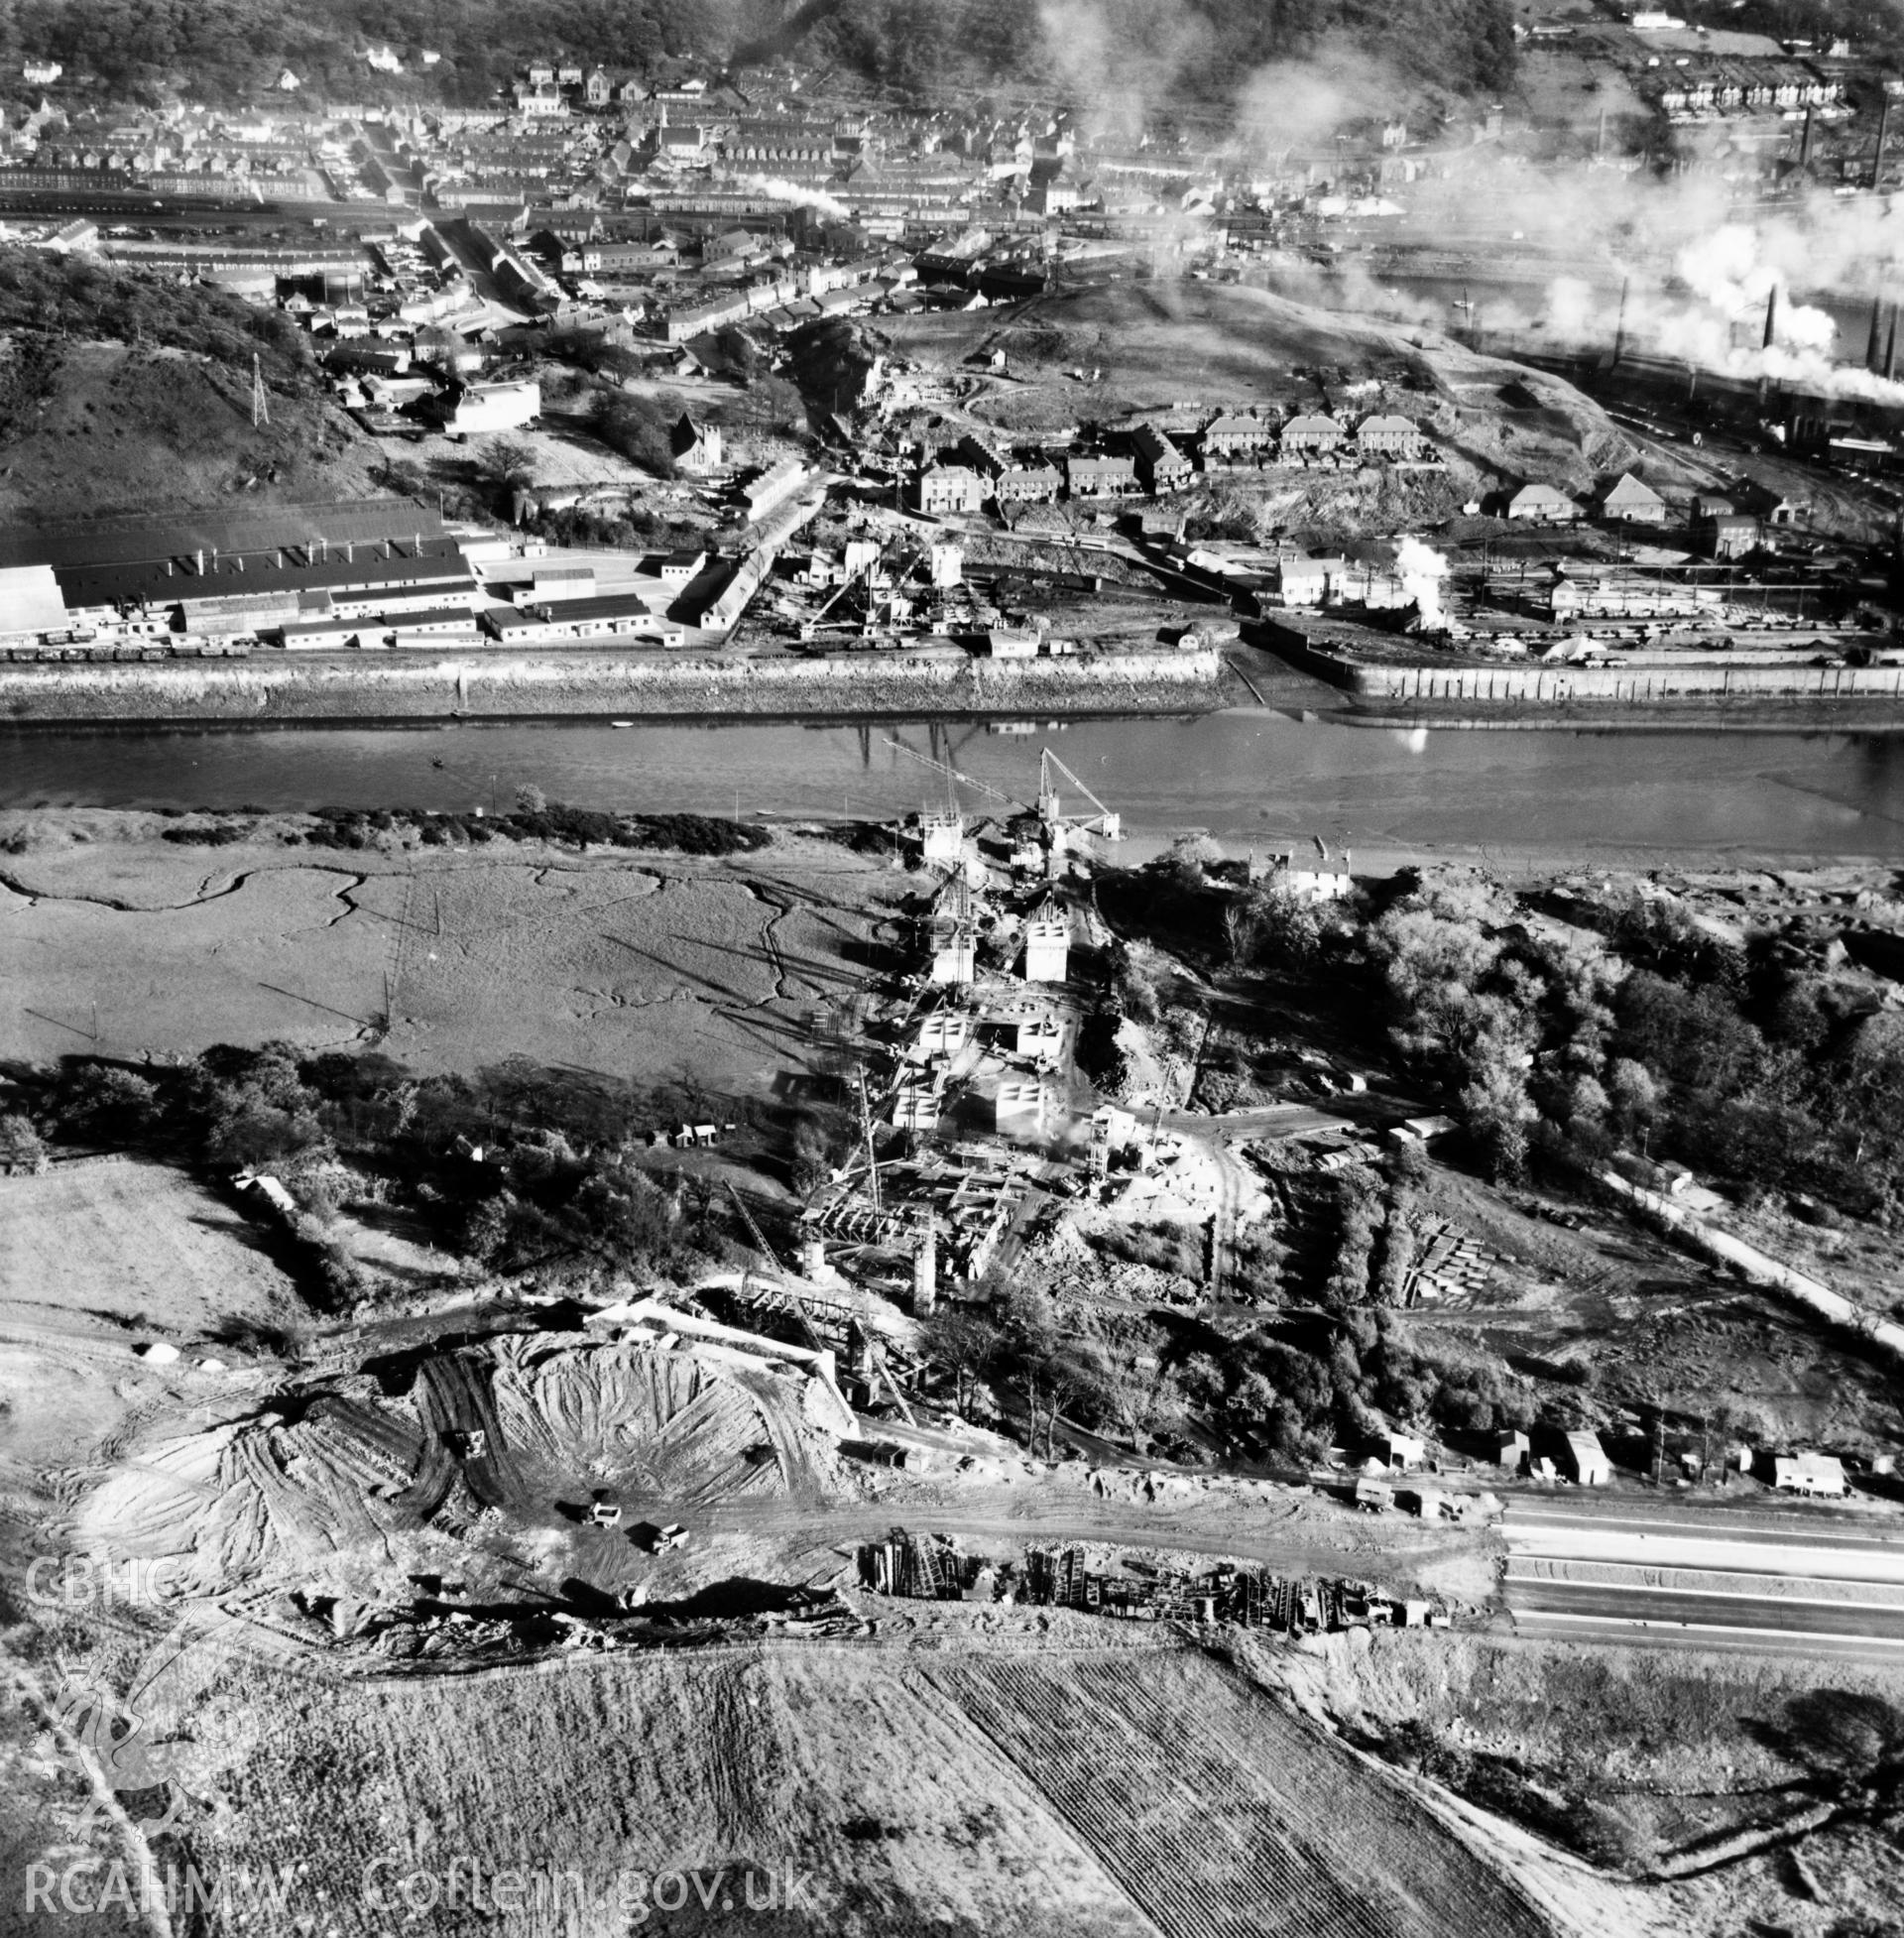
[0,256,394,523]
[2,0,1516,111]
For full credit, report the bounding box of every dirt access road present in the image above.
[690,1479,1489,1599]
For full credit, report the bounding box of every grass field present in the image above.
[0,1158,296,1340]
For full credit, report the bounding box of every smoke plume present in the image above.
[738,175,851,223]
[1394,536,1450,625]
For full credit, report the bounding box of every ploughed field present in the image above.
[164,1636,1558,1937]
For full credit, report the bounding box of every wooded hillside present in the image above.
[0,0,1517,111]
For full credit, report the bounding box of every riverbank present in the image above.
[0,644,1228,727]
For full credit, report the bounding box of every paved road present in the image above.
[1503,1497,1904,1655]
[1511,1610,1904,1664]
[1504,1577,1904,1642]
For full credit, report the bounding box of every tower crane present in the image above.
[800,553,876,642]
[883,733,1035,856]
[725,1181,785,1275]
[883,735,1030,815]
[1037,745,1124,853]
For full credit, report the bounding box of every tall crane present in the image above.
[725,1181,785,1275]
[1037,746,1123,850]
[800,553,877,642]
[884,733,1034,857]
[883,735,1030,816]
[855,1063,884,1213]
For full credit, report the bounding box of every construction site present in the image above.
[9,765,1904,1938]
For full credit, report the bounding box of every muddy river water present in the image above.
[9,702,1904,868]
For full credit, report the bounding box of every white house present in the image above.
[1774,1452,1847,1498]
[444,380,540,437]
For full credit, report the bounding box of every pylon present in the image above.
[251,354,270,427]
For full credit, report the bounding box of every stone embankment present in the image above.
[0,646,1223,725]
[1266,620,1904,713]
[1336,659,1904,706]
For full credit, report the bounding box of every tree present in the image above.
[1227,879,1325,969]
[1460,1056,1536,1181]
[478,437,536,490]
[177,1043,328,1171]
[1161,832,1222,890]
[589,390,676,476]
[0,1111,48,1173]
[920,1307,1003,1418]
[52,1063,158,1143]
[1106,940,1160,1024]
[514,783,546,813]
[1606,1056,1658,1136]
[372,456,429,498]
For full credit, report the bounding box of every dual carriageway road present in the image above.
[1502,1494,1904,1660]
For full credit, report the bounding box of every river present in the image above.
[9,702,1904,868]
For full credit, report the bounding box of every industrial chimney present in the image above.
[1878,97,1892,190]
[1763,283,1779,351]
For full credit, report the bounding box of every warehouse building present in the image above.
[479,592,676,644]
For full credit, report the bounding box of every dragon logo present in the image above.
[51,1626,207,1837]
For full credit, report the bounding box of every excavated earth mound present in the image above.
[78,1331,843,1599]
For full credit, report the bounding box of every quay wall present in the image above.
[1277,639,1904,707]
[0,646,1224,726]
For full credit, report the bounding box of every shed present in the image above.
[0,562,70,635]
[1560,1430,1612,1487]
[1699,512,1758,560]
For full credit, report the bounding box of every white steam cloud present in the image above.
[738,174,851,223]
[1394,536,1450,626]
